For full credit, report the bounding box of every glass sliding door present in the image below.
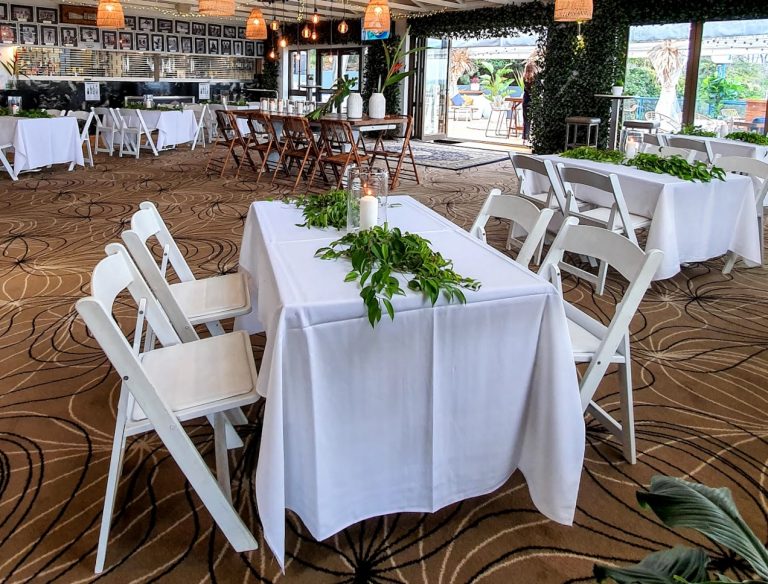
[694,19,768,135]
[413,37,450,140]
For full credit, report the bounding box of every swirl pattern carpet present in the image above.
[0,149,766,583]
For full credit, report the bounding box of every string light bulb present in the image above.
[311,28,317,41]
[279,36,287,48]
[338,19,348,34]
[269,47,276,59]
[270,19,280,31]
[301,23,312,39]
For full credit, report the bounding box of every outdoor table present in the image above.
[0,116,83,175]
[594,94,636,150]
[533,155,760,280]
[234,195,584,569]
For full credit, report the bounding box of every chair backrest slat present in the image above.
[665,135,714,163]
[510,153,569,213]
[715,155,768,210]
[658,145,696,164]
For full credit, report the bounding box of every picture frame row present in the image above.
[0,3,249,40]
[0,22,264,56]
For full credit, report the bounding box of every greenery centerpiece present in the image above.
[561,146,626,164]
[677,124,717,138]
[293,189,348,229]
[14,109,51,118]
[595,475,768,583]
[306,76,358,121]
[316,225,481,327]
[725,131,768,146]
[626,152,726,182]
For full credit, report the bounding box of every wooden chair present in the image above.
[271,115,322,191]
[470,188,554,268]
[77,244,259,574]
[557,165,652,295]
[311,118,369,189]
[539,218,664,463]
[0,143,17,181]
[240,111,280,183]
[369,115,420,189]
[206,110,253,177]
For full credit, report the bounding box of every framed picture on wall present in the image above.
[194,37,205,54]
[191,21,205,36]
[0,23,15,43]
[0,5,7,21]
[233,40,242,56]
[207,37,218,54]
[102,30,117,49]
[238,26,245,39]
[180,36,192,54]
[60,25,77,46]
[135,32,149,51]
[244,41,254,57]
[166,35,178,52]
[124,15,136,30]
[60,4,97,25]
[119,31,133,50]
[18,21,35,44]
[151,33,163,52]
[40,24,57,45]
[10,4,32,22]
[157,18,172,33]
[138,16,154,31]
[223,25,235,38]
[35,6,57,23]
[220,38,231,54]
[207,23,220,37]
[256,41,264,57]
[175,20,189,34]
[79,26,100,47]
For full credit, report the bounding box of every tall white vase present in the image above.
[368,92,386,119]
[347,92,363,119]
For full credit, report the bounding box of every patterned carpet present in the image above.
[0,149,766,583]
[372,139,509,170]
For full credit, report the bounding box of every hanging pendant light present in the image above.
[311,0,320,24]
[311,28,317,41]
[553,0,593,22]
[363,0,390,35]
[246,7,268,39]
[268,47,276,59]
[301,23,312,39]
[199,0,235,17]
[279,35,287,48]
[338,0,348,34]
[96,0,125,28]
[269,3,280,31]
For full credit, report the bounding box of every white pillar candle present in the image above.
[625,138,638,159]
[359,195,378,230]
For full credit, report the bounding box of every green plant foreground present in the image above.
[0,107,51,118]
[595,475,768,583]
[294,189,348,230]
[725,131,768,146]
[677,124,717,138]
[316,225,481,327]
[561,146,625,164]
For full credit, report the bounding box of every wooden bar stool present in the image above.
[565,116,601,150]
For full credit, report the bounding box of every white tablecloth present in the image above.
[0,116,84,174]
[660,133,768,160]
[533,156,760,280]
[234,196,584,569]
[120,109,197,149]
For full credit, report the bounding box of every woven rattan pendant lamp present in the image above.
[363,0,390,34]
[246,7,268,39]
[553,0,592,22]
[96,0,125,28]
[199,0,235,17]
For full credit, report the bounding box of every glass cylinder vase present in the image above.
[346,166,389,232]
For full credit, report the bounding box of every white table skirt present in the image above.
[234,196,584,569]
[660,133,768,160]
[534,156,760,280]
[119,109,197,149]
[0,116,84,174]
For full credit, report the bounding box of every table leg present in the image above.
[609,97,621,150]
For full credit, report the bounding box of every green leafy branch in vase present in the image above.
[306,76,358,121]
[378,27,428,93]
[293,189,349,230]
[316,225,481,327]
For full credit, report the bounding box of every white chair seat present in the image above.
[131,330,258,424]
[567,318,626,363]
[578,207,651,230]
[169,272,250,324]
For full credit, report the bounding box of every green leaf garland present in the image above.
[625,153,726,183]
[561,146,626,164]
[725,131,768,146]
[293,189,349,230]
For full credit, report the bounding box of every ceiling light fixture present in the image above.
[245,7,268,40]
[96,0,125,28]
[338,0,348,34]
[362,0,390,35]
[198,0,235,17]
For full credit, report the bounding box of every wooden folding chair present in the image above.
[271,115,322,192]
[370,115,420,189]
[310,119,369,189]
[206,110,254,177]
[539,219,664,463]
[76,244,259,574]
[238,111,279,182]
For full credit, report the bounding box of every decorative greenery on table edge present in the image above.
[725,131,768,146]
[677,124,718,138]
[315,225,481,327]
[594,475,768,583]
[559,147,726,183]
[293,189,349,230]
[0,107,51,118]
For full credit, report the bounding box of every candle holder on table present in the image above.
[346,166,389,232]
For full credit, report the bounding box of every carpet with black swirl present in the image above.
[0,149,766,583]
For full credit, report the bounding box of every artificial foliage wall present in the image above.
[407,0,768,154]
[362,35,402,115]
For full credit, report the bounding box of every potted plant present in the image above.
[370,27,426,119]
[1,47,25,90]
[307,75,357,121]
[470,75,480,91]
[479,61,513,106]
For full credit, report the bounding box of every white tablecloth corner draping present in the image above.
[0,116,84,173]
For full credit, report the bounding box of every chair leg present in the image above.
[596,259,609,295]
[86,139,94,167]
[213,412,233,503]
[618,338,636,464]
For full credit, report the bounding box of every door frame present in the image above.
[411,36,450,140]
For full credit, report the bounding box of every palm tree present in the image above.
[647,40,685,128]
[448,48,476,96]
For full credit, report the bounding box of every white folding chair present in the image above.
[186,103,209,150]
[715,155,768,274]
[45,108,62,117]
[117,108,159,158]
[470,188,554,268]
[93,106,119,156]
[557,165,652,295]
[539,219,664,463]
[76,244,259,574]
[121,201,251,340]
[0,144,17,181]
[68,109,95,168]
[658,145,697,164]
[665,135,714,164]
[509,152,569,213]
[206,104,224,143]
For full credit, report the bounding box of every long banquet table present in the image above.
[117,109,197,149]
[659,133,768,160]
[531,155,760,280]
[0,116,83,175]
[234,196,585,568]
